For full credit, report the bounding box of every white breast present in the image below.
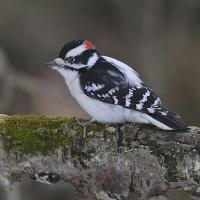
[58,69,125,122]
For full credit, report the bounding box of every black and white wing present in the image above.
[80,56,187,130]
[80,56,161,113]
[81,68,160,113]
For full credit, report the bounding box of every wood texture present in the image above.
[0,115,199,200]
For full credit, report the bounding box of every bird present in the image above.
[45,39,187,131]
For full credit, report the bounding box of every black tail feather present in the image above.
[149,112,188,131]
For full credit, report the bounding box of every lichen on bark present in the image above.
[0,115,104,155]
[0,115,200,200]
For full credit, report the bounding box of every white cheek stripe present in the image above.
[71,63,86,69]
[66,45,86,57]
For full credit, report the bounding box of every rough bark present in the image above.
[0,115,200,200]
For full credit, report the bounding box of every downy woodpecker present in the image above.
[46,40,187,131]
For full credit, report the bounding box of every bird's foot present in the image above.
[76,118,96,139]
[76,118,96,126]
[117,124,124,152]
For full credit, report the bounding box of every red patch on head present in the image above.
[84,41,95,49]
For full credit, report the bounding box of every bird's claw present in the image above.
[76,118,96,126]
[76,118,96,139]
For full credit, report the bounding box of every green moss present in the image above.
[0,115,105,156]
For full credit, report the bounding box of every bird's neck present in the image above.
[86,52,100,69]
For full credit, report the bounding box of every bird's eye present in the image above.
[65,57,75,64]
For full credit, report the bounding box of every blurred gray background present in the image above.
[0,0,200,125]
[0,0,199,199]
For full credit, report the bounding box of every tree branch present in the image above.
[0,115,200,200]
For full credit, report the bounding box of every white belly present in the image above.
[75,93,150,124]
[60,70,149,124]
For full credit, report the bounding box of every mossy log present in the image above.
[0,115,200,200]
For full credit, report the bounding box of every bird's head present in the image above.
[45,40,99,72]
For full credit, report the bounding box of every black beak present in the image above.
[44,60,59,68]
